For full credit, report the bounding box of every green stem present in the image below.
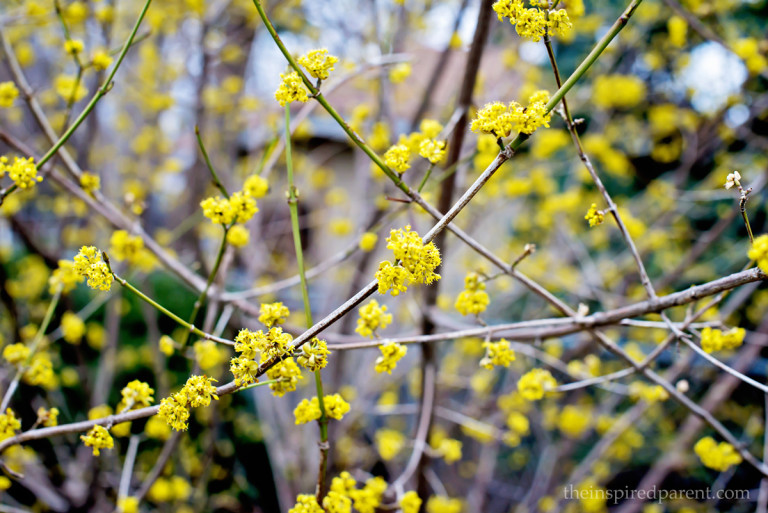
[284,105,329,500]
[238,379,281,392]
[111,270,215,341]
[0,287,62,411]
[417,163,436,193]
[178,228,229,347]
[195,126,230,199]
[36,0,153,170]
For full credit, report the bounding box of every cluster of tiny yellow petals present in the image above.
[109,230,144,263]
[275,71,309,106]
[694,436,742,472]
[91,50,113,71]
[384,144,411,173]
[375,342,407,374]
[79,172,100,194]
[49,259,84,293]
[359,232,378,252]
[288,494,324,513]
[0,409,21,441]
[0,156,42,189]
[23,353,55,388]
[74,246,113,291]
[400,491,422,513]
[64,39,84,55]
[243,174,269,198]
[426,496,463,513]
[3,343,30,366]
[62,311,85,344]
[0,81,19,108]
[518,368,557,400]
[355,299,392,338]
[492,1,572,41]
[700,327,745,353]
[748,234,768,275]
[455,272,490,316]
[374,261,410,296]
[322,491,352,513]
[470,102,512,138]
[118,380,155,411]
[480,339,515,369]
[230,355,259,387]
[584,203,605,227]
[37,407,59,427]
[80,425,114,456]
[471,92,551,139]
[419,139,446,164]
[628,382,669,403]
[296,338,331,371]
[376,226,441,296]
[226,225,250,247]
[158,375,219,431]
[201,190,258,226]
[294,394,350,424]
[266,357,303,396]
[259,302,290,328]
[298,49,339,81]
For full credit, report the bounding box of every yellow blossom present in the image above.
[275,71,309,106]
[80,425,114,456]
[375,342,407,374]
[518,368,557,400]
[298,49,339,80]
[355,299,392,338]
[258,302,290,328]
[0,81,19,108]
[480,339,515,369]
[694,436,742,472]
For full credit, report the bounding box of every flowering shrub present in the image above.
[0,0,767,512]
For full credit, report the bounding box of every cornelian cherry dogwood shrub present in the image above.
[0,0,767,511]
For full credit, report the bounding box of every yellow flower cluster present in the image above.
[0,156,43,189]
[0,81,19,108]
[375,428,405,460]
[592,74,646,109]
[243,174,269,198]
[375,342,407,374]
[79,171,100,194]
[0,408,21,441]
[109,230,145,264]
[297,49,338,81]
[628,382,669,403]
[296,337,331,372]
[49,259,84,293]
[200,190,258,225]
[80,425,114,456]
[384,144,411,173]
[471,91,552,138]
[359,232,378,252]
[24,353,54,388]
[748,234,768,274]
[375,226,441,296]
[400,491,422,513]
[266,357,304,396]
[355,299,392,338]
[118,380,155,411]
[584,203,604,227]
[230,326,295,388]
[293,394,350,424]
[275,71,309,106]
[288,494,324,513]
[426,496,463,513]
[694,436,742,471]
[61,311,85,344]
[3,343,29,366]
[518,368,557,400]
[258,302,290,327]
[74,246,113,291]
[37,407,59,427]
[492,0,572,41]
[455,272,490,316]
[64,39,84,55]
[480,339,515,369]
[418,138,446,164]
[158,375,219,431]
[700,327,745,353]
